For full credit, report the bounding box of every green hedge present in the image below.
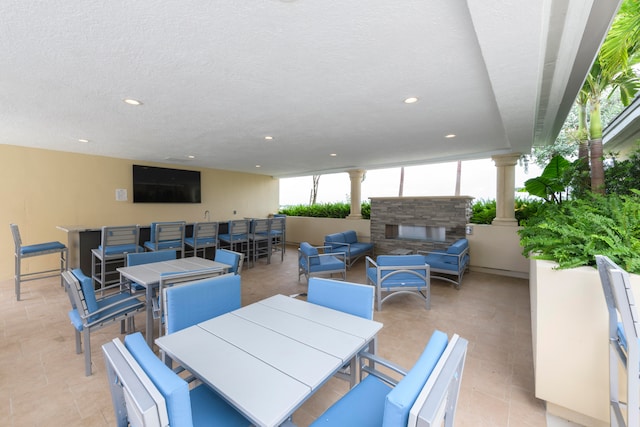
[279,202,371,219]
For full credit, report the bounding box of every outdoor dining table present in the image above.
[117,256,231,346]
[155,294,383,427]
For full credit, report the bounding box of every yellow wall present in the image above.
[1,144,279,280]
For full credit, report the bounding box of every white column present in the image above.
[347,169,366,219]
[491,154,520,226]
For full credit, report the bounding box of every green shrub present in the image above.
[518,192,640,273]
[470,198,543,225]
[279,201,371,219]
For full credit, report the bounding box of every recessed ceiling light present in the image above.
[187,155,195,159]
[255,164,261,168]
[78,138,89,143]
[264,136,273,140]
[330,153,337,157]
[123,98,143,106]
[403,97,419,104]
[445,134,456,138]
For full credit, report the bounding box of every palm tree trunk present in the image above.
[398,167,404,196]
[589,98,605,194]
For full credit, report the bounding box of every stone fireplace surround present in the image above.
[370,196,473,255]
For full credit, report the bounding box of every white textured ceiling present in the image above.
[0,0,620,177]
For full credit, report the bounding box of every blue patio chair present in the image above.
[62,269,144,376]
[91,225,143,291]
[144,221,186,257]
[218,219,250,266]
[185,221,218,258]
[309,330,468,427]
[214,248,243,274]
[119,332,250,427]
[269,216,286,262]
[366,254,430,310]
[298,242,346,283]
[163,273,241,335]
[307,278,375,386]
[10,223,68,301]
[248,218,271,267]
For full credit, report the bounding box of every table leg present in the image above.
[146,285,154,347]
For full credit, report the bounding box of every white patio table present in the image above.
[117,256,230,346]
[155,294,383,427]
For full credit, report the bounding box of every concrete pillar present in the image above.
[347,169,366,219]
[491,154,520,226]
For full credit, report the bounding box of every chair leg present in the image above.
[83,329,92,376]
[60,248,68,288]
[74,329,82,354]
[15,255,21,301]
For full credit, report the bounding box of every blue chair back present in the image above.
[124,332,193,427]
[214,248,241,274]
[307,278,374,320]
[164,274,241,334]
[127,250,177,266]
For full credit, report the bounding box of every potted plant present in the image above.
[518,153,640,425]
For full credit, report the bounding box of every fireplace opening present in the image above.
[385,224,446,242]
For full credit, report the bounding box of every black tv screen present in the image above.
[133,165,201,203]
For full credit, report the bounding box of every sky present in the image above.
[279,158,543,206]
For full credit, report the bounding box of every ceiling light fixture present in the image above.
[403,97,419,104]
[445,134,456,138]
[123,98,143,106]
[187,155,195,159]
[330,153,337,157]
[255,165,261,168]
[264,136,273,140]
[78,138,89,143]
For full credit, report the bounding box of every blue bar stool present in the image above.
[10,223,68,301]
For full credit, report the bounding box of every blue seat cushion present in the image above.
[20,241,65,255]
[300,242,320,266]
[343,230,358,244]
[218,233,248,242]
[314,256,344,272]
[367,255,428,288]
[366,268,427,289]
[310,374,391,426]
[144,240,183,251]
[185,237,216,247]
[424,253,470,271]
[189,384,249,427]
[124,332,193,427]
[446,239,468,255]
[383,330,448,427]
[99,244,143,256]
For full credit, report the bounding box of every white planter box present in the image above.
[531,258,640,426]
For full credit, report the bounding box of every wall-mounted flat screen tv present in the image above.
[133,165,201,203]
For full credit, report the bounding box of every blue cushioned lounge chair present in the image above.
[298,242,346,283]
[366,254,430,310]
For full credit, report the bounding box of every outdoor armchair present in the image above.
[63,269,144,376]
[298,242,346,283]
[366,254,430,310]
[309,330,468,427]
